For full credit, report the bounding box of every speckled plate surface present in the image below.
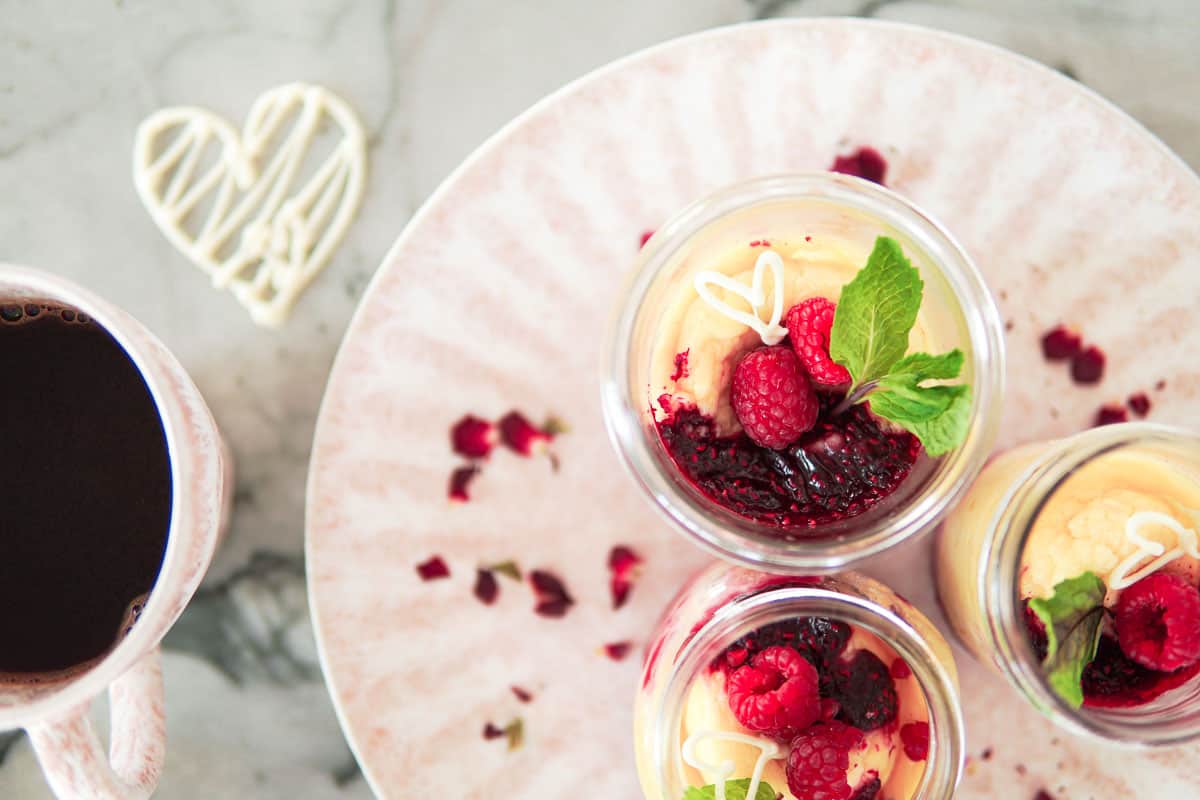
[306,19,1200,799]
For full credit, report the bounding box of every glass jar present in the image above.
[602,173,1005,572]
[634,563,964,799]
[936,422,1200,745]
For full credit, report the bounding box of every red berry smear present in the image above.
[1114,572,1200,672]
[670,349,690,382]
[1071,345,1106,384]
[450,414,496,459]
[1040,326,1083,360]
[786,298,853,387]
[732,346,820,449]
[830,147,888,186]
[786,720,866,800]
[657,395,920,534]
[726,645,821,739]
[900,721,930,761]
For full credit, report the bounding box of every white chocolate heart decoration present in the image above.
[682,729,781,800]
[132,83,367,328]
[1109,511,1200,591]
[693,250,788,345]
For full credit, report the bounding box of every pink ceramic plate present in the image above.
[306,19,1200,799]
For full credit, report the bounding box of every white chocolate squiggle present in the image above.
[133,83,367,328]
[681,729,781,800]
[1109,511,1200,590]
[694,250,788,346]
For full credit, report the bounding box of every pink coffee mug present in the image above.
[0,265,232,799]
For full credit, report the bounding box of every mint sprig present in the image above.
[828,236,971,456]
[681,779,778,800]
[1028,572,1106,709]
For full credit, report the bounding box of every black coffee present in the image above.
[0,302,172,674]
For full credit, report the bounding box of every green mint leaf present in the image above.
[829,236,924,388]
[886,349,964,381]
[1028,572,1106,709]
[681,779,778,800]
[870,381,972,457]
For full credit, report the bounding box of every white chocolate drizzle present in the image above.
[133,83,367,328]
[694,250,788,345]
[1109,511,1200,591]
[681,729,781,800]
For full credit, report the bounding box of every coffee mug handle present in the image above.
[27,648,166,800]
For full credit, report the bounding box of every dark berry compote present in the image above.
[657,392,920,534]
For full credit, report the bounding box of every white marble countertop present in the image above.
[1,1,1197,797]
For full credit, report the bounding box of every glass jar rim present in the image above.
[981,422,1200,746]
[642,583,965,799]
[602,172,1006,572]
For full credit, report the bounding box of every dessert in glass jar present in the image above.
[937,423,1200,744]
[603,174,1004,572]
[634,563,964,799]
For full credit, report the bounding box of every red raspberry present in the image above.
[1114,572,1200,672]
[786,721,865,800]
[731,346,819,449]
[785,298,853,387]
[726,645,820,740]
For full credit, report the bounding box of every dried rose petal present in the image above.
[608,545,644,610]
[511,686,533,703]
[498,411,553,457]
[603,641,633,661]
[530,569,574,618]
[1094,404,1128,427]
[1071,346,1106,385]
[1040,326,1083,360]
[483,718,524,751]
[416,556,450,581]
[639,230,655,248]
[448,465,480,502]
[451,415,497,459]
[474,569,499,605]
[1128,392,1151,417]
[830,147,887,185]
